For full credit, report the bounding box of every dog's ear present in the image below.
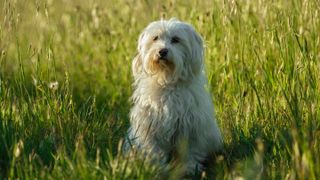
[190,29,204,75]
[132,31,146,78]
[137,31,146,52]
[132,53,142,78]
[182,23,204,76]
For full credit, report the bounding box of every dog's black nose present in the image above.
[159,48,168,59]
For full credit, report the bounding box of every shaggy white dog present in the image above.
[125,19,223,174]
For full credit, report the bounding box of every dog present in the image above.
[124,19,223,175]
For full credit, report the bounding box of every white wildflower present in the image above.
[49,81,58,90]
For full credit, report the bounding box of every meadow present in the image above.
[0,0,319,179]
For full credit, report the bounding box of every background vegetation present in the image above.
[0,0,319,179]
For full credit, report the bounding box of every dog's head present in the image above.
[132,19,204,84]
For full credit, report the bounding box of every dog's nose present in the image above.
[159,48,168,59]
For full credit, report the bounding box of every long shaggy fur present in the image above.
[125,19,223,173]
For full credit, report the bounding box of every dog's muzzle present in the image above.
[158,48,169,61]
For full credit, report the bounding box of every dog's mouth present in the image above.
[149,57,175,74]
[156,56,170,63]
[158,57,168,61]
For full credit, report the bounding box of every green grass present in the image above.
[0,0,319,179]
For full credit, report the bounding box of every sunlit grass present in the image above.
[0,0,319,179]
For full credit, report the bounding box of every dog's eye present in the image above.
[171,36,180,44]
[153,36,159,41]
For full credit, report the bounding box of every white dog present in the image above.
[125,19,223,174]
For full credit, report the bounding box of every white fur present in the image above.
[125,19,223,173]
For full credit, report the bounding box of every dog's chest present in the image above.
[139,88,197,143]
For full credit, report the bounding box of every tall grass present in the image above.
[0,0,319,179]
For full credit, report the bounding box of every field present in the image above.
[0,0,319,179]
